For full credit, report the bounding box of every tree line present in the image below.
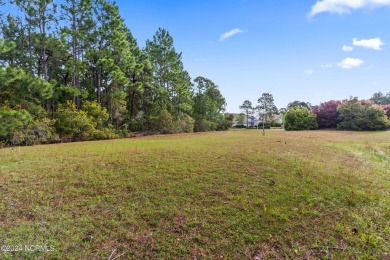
[0,0,232,146]
[239,91,390,131]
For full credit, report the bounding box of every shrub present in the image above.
[12,118,59,146]
[92,128,117,140]
[272,122,282,127]
[176,114,195,133]
[0,106,32,145]
[258,120,282,129]
[54,101,95,141]
[149,109,176,134]
[216,120,231,130]
[81,101,110,130]
[258,122,270,129]
[337,99,390,130]
[284,108,318,131]
[194,119,215,132]
[269,119,282,127]
[116,124,130,138]
[129,118,145,132]
[216,114,234,131]
[81,100,116,138]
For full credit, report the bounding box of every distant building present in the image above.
[248,115,260,127]
[231,113,260,127]
[231,113,282,127]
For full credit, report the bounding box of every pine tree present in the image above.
[13,0,57,80]
[239,100,253,128]
[257,93,278,135]
[145,28,192,117]
[60,0,93,107]
[193,76,226,122]
[0,14,33,71]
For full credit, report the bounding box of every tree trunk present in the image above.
[42,17,50,112]
[262,113,265,135]
[246,110,249,128]
[97,68,101,104]
[129,90,135,128]
[71,0,81,108]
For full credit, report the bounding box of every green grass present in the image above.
[0,130,389,259]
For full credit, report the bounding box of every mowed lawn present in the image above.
[0,130,389,259]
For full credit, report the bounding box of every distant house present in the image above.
[232,113,282,127]
[248,116,260,127]
[231,113,260,127]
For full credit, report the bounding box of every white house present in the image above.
[247,115,260,127]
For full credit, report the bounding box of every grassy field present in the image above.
[0,129,389,259]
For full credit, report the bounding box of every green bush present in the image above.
[284,108,318,131]
[81,100,116,138]
[12,118,59,146]
[54,101,95,141]
[258,119,282,129]
[194,119,216,132]
[150,109,176,134]
[269,120,282,127]
[216,114,234,131]
[116,124,130,138]
[337,98,390,130]
[91,130,106,140]
[129,118,145,132]
[92,128,117,140]
[81,101,110,130]
[176,114,194,133]
[258,122,270,129]
[0,106,32,145]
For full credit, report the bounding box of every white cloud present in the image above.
[321,63,333,68]
[337,57,364,69]
[342,45,354,52]
[352,37,385,50]
[304,69,314,75]
[309,0,390,16]
[219,28,245,41]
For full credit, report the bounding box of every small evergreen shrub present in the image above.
[13,118,59,145]
[194,119,215,132]
[150,109,176,134]
[0,106,32,145]
[176,114,195,133]
[54,101,95,141]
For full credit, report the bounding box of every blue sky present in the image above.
[8,0,390,112]
[121,0,390,113]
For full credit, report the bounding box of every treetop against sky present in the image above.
[2,0,390,112]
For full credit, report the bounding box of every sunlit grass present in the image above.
[0,130,389,258]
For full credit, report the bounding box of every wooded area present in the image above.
[0,0,232,146]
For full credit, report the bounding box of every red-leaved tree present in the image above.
[312,100,342,128]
